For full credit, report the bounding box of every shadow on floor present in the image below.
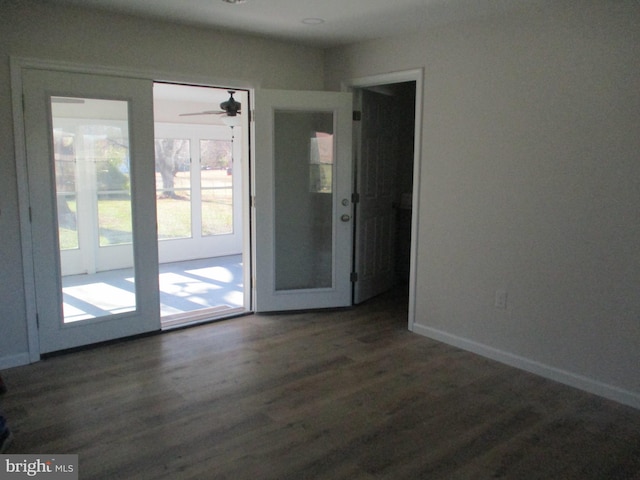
[62,255,244,324]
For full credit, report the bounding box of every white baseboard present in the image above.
[0,352,31,371]
[412,323,640,411]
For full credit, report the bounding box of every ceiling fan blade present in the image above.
[179,110,224,116]
[179,110,242,117]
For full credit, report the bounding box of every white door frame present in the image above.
[11,57,254,362]
[342,69,423,331]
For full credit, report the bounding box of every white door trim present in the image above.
[10,59,40,363]
[342,69,424,332]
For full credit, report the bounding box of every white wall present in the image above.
[0,0,325,367]
[326,1,640,407]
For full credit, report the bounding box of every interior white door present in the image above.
[22,68,160,353]
[353,88,400,304]
[254,89,353,312]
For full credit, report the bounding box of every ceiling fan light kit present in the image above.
[221,0,247,4]
[222,115,241,127]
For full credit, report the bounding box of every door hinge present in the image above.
[353,110,362,121]
[351,192,360,204]
[250,195,256,208]
[22,93,26,111]
[36,313,40,329]
[29,206,33,223]
[350,272,358,282]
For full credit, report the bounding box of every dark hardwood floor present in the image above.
[2,288,640,479]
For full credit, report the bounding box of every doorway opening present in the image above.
[153,83,250,328]
[352,80,418,310]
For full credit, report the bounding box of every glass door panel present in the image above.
[51,97,136,322]
[274,111,334,290]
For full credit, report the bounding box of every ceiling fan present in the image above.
[179,90,241,117]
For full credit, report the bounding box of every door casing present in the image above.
[343,69,423,331]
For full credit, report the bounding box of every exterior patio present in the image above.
[62,254,244,328]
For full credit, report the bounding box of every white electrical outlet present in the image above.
[495,289,507,309]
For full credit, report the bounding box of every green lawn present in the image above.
[59,194,233,250]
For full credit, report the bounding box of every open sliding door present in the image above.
[253,90,353,312]
[22,68,160,353]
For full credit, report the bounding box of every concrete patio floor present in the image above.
[62,255,245,326]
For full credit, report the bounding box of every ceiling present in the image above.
[45,0,543,48]
[46,0,547,123]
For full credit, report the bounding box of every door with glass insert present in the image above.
[22,69,159,353]
[254,90,353,311]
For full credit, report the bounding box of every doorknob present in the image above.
[340,214,351,222]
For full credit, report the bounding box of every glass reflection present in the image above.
[274,111,334,290]
[51,96,136,322]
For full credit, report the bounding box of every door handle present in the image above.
[340,214,351,222]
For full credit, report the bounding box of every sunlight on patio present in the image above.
[62,255,243,324]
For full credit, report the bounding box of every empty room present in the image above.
[0,0,639,478]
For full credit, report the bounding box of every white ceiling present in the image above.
[45,0,544,48]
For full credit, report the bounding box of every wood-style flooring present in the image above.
[2,289,640,479]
